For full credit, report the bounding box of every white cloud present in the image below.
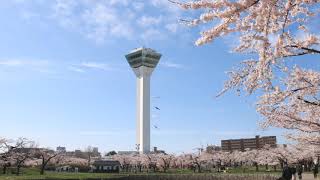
[77,2,134,42]
[76,62,115,71]
[138,16,162,27]
[0,59,49,67]
[160,61,185,69]
[110,23,133,39]
[107,0,129,6]
[82,4,117,26]
[150,0,181,14]
[50,0,184,42]
[133,2,144,11]
[12,0,27,3]
[150,0,172,8]
[0,59,59,74]
[68,66,85,73]
[21,11,39,20]
[0,60,25,66]
[51,0,78,28]
[165,23,179,33]
[52,0,77,17]
[0,58,120,75]
[141,29,164,42]
[11,0,186,43]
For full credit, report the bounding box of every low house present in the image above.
[56,165,78,172]
[92,160,120,173]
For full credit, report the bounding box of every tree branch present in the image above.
[288,45,320,54]
[297,96,320,107]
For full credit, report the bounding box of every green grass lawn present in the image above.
[0,172,126,180]
[225,166,281,175]
[0,167,281,180]
[0,168,126,180]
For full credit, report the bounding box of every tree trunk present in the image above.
[40,168,44,175]
[40,158,46,175]
[243,167,246,173]
[16,165,21,176]
[40,163,46,175]
[163,167,166,173]
[280,160,284,169]
[87,155,91,170]
[197,164,201,173]
[3,166,7,174]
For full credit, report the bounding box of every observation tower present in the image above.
[125,47,161,154]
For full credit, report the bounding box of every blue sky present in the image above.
[0,0,296,154]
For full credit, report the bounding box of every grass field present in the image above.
[0,172,125,180]
[0,167,282,180]
[0,168,123,180]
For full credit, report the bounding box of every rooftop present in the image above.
[129,47,157,53]
[125,47,161,69]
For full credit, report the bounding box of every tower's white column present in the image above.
[136,75,150,154]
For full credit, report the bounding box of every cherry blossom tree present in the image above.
[192,152,216,172]
[24,158,41,167]
[156,153,174,172]
[260,146,279,171]
[113,154,133,172]
[292,143,315,163]
[258,68,320,145]
[143,154,158,172]
[10,138,36,175]
[0,138,13,174]
[229,150,242,167]
[33,148,63,175]
[270,145,299,169]
[57,156,88,170]
[234,151,248,167]
[204,150,230,172]
[1,138,40,175]
[242,149,261,171]
[182,153,205,172]
[172,0,320,145]
[130,154,144,173]
[173,154,191,169]
[270,143,317,171]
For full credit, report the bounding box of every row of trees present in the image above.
[1,137,318,175]
[0,137,92,175]
[113,144,317,173]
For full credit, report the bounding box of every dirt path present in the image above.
[302,173,319,180]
